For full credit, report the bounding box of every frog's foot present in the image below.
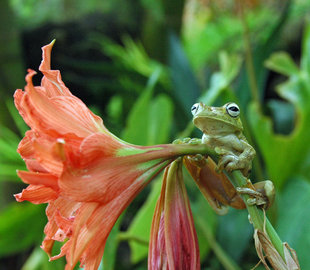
[236,180,275,209]
[173,138,202,145]
[185,154,208,168]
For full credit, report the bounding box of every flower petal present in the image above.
[14,185,58,204]
[149,170,168,269]
[17,171,59,190]
[39,40,72,97]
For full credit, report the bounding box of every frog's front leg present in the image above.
[215,138,256,176]
[173,137,202,145]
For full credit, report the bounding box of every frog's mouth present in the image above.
[193,116,237,134]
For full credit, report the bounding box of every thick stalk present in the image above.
[174,143,286,261]
[230,170,285,260]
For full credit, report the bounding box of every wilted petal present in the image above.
[254,229,300,270]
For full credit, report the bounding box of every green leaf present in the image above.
[267,100,295,134]
[249,81,310,187]
[219,51,243,86]
[191,195,217,260]
[276,177,310,269]
[217,209,253,262]
[6,99,28,137]
[301,20,310,74]
[236,1,291,107]
[121,70,160,145]
[201,52,242,105]
[147,94,173,145]
[0,203,46,257]
[99,36,168,86]
[127,178,162,263]
[248,42,310,187]
[168,33,201,117]
[101,218,122,270]
[0,138,20,161]
[22,246,66,270]
[264,52,299,76]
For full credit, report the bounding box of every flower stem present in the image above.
[230,170,285,260]
[118,232,149,246]
[176,143,286,261]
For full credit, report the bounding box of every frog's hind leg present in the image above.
[236,180,275,210]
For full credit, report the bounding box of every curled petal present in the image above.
[39,40,72,97]
[17,130,35,159]
[15,185,58,204]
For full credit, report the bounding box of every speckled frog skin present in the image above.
[191,102,255,176]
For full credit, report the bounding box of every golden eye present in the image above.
[226,103,240,118]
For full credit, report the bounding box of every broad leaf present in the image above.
[122,70,160,145]
[191,195,217,260]
[101,218,122,270]
[0,203,45,257]
[248,26,310,187]
[201,52,242,105]
[147,94,173,145]
[127,178,162,263]
[22,246,65,270]
[217,209,253,262]
[301,21,310,74]
[168,33,201,118]
[276,177,310,269]
[265,52,299,77]
[236,1,291,107]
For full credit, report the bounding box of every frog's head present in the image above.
[191,102,243,134]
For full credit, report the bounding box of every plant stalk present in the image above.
[176,143,286,261]
[230,170,285,260]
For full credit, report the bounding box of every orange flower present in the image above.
[14,41,210,270]
[149,159,200,270]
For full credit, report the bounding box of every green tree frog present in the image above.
[191,102,256,176]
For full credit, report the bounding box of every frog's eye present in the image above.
[226,103,240,118]
[191,103,202,116]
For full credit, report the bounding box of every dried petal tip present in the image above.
[254,229,300,270]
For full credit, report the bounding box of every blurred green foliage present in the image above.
[0,0,310,269]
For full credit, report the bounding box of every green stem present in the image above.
[230,170,285,260]
[118,232,149,246]
[177,144,285,261]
